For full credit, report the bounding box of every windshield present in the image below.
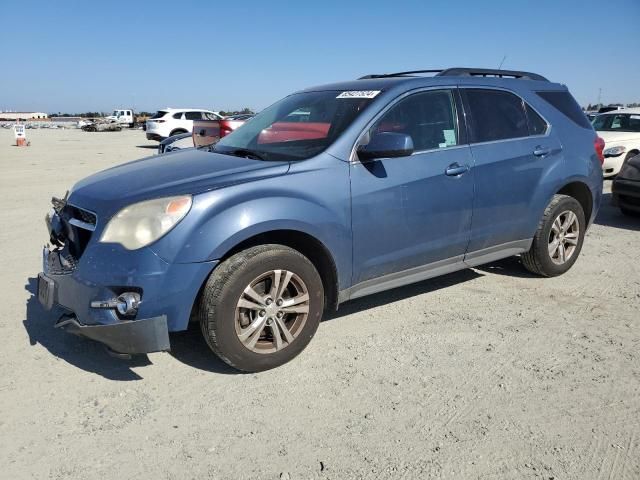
[214,90,376,161]
[593,113,640,132]
[112,110,118,117]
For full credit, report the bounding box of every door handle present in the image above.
[445,163,470,176]
[533,146,551,157]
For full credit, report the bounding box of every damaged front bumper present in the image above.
[55,312,170,355]
[37,201,217,356]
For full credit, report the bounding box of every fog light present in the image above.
[116,292,141,316]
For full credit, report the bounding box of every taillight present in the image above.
[594,136,605,164]
[220,121,233,137]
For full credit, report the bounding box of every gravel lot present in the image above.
[1,128,639,480]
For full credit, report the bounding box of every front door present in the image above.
[350,88,475,285]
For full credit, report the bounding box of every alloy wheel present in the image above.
[234,269,310,354]
[548,210,580,265]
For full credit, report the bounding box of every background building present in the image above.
[0,111,48,120]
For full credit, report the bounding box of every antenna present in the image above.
[498,55,507,70]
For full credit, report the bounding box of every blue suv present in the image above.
[38,68,603,371]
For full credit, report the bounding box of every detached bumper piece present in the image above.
[55,314,171,355]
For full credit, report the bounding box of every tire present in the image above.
[521,194,586,277]
[199,244,324,372]
[620,206,640,217]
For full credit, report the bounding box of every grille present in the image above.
[47,249,78,275]
[67,205,97,227]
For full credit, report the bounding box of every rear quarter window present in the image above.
[535,91,592,129]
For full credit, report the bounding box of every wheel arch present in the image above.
[556,181,593,223]
[219,229,340,312]
[169,128,188,136]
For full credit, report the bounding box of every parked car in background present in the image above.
[146,108,223,141]
[225,113,254,121]
[39,67,602,372]
[598,106,624,114]
[158,117,249,154]
[612,153,640,216]
[592,108,640,177]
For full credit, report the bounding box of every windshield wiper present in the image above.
[226,148,266,161]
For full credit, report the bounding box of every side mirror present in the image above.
[358,132,414,161]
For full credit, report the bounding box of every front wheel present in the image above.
[521,194,586,277]
[199,245,324,372]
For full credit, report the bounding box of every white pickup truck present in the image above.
[105,109,135,128]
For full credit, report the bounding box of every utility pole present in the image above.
[597,88,602,108]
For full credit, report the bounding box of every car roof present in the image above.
[299,73,564,95]
[160,108,217,113]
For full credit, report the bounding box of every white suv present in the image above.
[592,108,640,177]
[145,108,222,141]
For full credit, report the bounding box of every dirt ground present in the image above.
[0,128,638,480]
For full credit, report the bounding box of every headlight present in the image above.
[100,195,192,250]
[603,146,626,157]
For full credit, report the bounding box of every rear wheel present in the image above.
[169,129,187,137]
[522,194,586,277]
[199,245,324,372]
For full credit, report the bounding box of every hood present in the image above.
[69,149,290,216]
[596,130,640,144]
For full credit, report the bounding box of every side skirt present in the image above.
[337,239,532,304]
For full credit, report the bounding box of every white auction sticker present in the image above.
[336,90,381,99]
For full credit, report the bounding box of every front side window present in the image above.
[369,89,458,151]
[464,89,529,143]
[593,114,640,132]
[214,90,375,161]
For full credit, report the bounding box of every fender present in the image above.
[150,154,353,290]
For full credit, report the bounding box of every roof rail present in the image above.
[358,67,548,82]
[437,68,548,81]
[358,69,444,79]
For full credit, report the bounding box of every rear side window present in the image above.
[185,111,203,120]
[371,89,458,151]
[536,90,592,129]
[525,104,548,135]
[464,89,528,142]
[150,110,167,119]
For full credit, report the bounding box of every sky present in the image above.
[1,0,639,114]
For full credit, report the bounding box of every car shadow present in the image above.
[135,145,158,149]
[168,325,241,375]
[474,256,538,278]
[23,277,151,381]
[594,192,640,231]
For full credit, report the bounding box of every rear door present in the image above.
[461,88,563,258]
[350,88,475,284]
